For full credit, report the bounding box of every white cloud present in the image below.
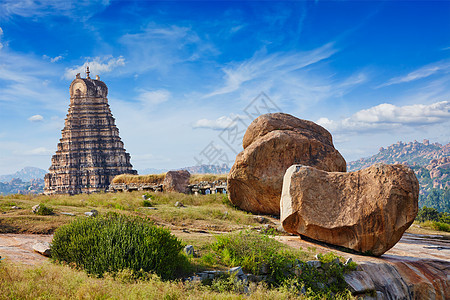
[380,60,450,87]
[64,56,125,79]
[0,26,3,50]
[192,116,236,130]
[136,89,170,107]
[119,24,218,75]
[23,147,53,155]
[43,55,64,62]
[0,0,110,20]
[317,101,450,133]
[28,114,44,122]
[203,42,338,98]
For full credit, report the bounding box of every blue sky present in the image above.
[0,0,449,174]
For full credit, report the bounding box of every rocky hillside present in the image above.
[0,167,46,195]
[348,140,449,212]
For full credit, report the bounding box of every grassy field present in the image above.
[0,191,338,299]
[0,192,265,234]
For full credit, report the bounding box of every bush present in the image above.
[35,203,54,215]
[431,221,450,232]
[51,213,188,279]
[212,230,298,285]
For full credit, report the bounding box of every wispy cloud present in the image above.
[192,116,236,130]
[0,27,3,50]
[317,100,450,133]
[119,24,218,75]
[64,56,125,79]
[0,0,110,20]
[28,115,44,122]
[380,59,450,87]
[203,42,338,98]
[136,89,170,107]
[43,55,64,63]
[23,147,53,156]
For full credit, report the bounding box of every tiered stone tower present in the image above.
[44,68,137,195]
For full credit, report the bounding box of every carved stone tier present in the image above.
[44,72,136,195]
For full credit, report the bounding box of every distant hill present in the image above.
[348,140,449,213]
[0,167,47,183]
[179,164,231,174]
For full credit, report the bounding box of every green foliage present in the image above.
[419,188,450,213]
[209,231,354,298]
[51,213,188,279]
[417,206,441,222]
[35,203,54,215]
[207,273,247,294]
[431,222,450,232]
[142,199,153,207]
[416,206,450,224]
[211,230,298,285]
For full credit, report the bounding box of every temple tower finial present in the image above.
[86,66,90,79]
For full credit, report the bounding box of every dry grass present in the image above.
[0,192,268,234]
[0,261,300,300]
[111,173,166,184]
[190,174,228,184]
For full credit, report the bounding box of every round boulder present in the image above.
[227,113,346,215]
[163,170,191,193]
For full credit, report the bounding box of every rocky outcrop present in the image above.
[281,164,419,256]
[344,260,449,299]
[227,113,346,215]
[163,170,191,193]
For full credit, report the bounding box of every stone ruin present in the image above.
[108,170,227,195]
[44,68,136,195]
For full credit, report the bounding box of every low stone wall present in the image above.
[108,180,227,194]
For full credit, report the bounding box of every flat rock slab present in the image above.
[0,234,53,265]
[276,233,450,300]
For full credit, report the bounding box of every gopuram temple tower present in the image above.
[44,67,137,195]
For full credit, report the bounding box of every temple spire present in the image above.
[86,66,90,79]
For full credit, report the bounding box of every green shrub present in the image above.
[212,231,301,286]
[431,221,450,232]
[35,203,54,215]
[51,213,188,279]
[142,199,153,207]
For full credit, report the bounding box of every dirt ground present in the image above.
[1,230,449,265]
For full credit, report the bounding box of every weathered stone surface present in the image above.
[33,242,51,257]
[281,164,419,256]
[44,69,136,195]
[228,113,346,215]
[163,170,191,193]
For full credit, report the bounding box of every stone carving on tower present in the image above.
[44,67,137,195]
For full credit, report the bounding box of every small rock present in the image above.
[228,266,244,277]
[254,216,266,223]
[184,245,195,256]
[142,195,148,200]
[11,206,20,209]
[60,212,75,216]
[85,209,98,217]
[306,260,322,268]
[345,257,353,265]
[174,201,184,207]
[276,225,286,233]
[32,204,40,213]
[143,207,157,210]
[33,242,51,257]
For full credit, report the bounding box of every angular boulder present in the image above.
[163,170,191,193]
[227,113,346,215]
[281,164,419,256]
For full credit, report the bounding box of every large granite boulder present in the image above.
[163,170,191,193]
[227,113,346,215]
[281,164,419,256]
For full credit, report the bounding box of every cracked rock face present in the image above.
[281,164,419,256]
[227,113,346,215]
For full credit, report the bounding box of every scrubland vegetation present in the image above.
[111,173,166,184]
[415,206,450,232]
[0,191,358,299]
